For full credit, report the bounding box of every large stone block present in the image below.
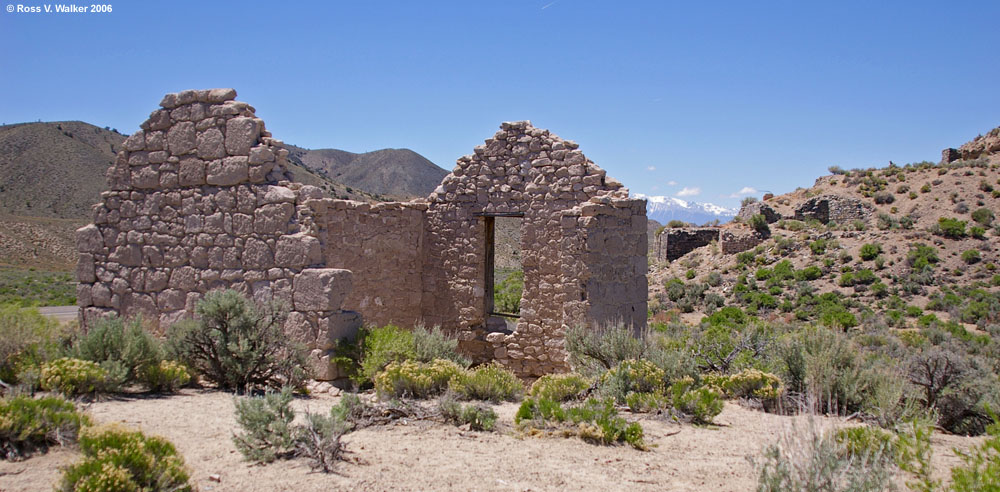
[178,158,206,186]
[253,203,294,234]
[166,121,196,155]
[292,268,352,311]
[206,156,249,186]
[196,127,226,159]
[77,253,96,283]
[225,117,259,156]
[76,224,104,253]
[243,238,274,269]
[274,233,322,267]
[320,311,362,347]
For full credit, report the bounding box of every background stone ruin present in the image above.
[76,89,648,378]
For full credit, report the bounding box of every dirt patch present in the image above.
[0,390,983,492]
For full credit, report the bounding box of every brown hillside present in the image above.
[650,126,1000,330]
[286,144,447,199]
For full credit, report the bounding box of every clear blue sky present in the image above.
[3,1,999,208]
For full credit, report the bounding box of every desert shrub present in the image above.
[896,419,939,492]
[754,419,894,492]
[778,328,895,415]
[565,323,647,375]
[412,325,470,367]
[936,217,967,238]
[749,214,770,234]
[971,207,995,226]
[515,397,645,449]
[835,426,897,463]
[71,315,161,390]
[809,239,828,255]
[0,306,67,389]
[666,219,687,228]
[599,359,666,403]
[140,360,191,393]
[669,378,724,424]
[0,395,89,460]
[906,345,996,436]
[962,249,982,264]
[708,368,783,401]
[921,183,932,193]
[797,265,823,281]
[59,424,192,492]
[853,269,877,285]
[951,414,1000,492]
[40,358,107,396]
[168,289,306,393]
[955,202,971,214]
[528,373,590,402]
[295,410,347,473]
[705,271,723,287]
[873,191,894,204]
[438,395,497,431]
[870,282,888,298]
[493,269,523,314]
[907,243,939,269]
[449,362,523,402]
[859,243,882,261]
[838,272,855,287]
[233,386,296,463]
[351,324,416,385]
[373,359,463,399]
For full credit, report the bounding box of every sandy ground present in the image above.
[0,389,983,492]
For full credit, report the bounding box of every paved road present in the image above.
[38,305,78,323]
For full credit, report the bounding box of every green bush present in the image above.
[59,425,192,492]
[708,368,783,401]
[962,249,982,264]
[493,269,523,314]
[515,397,645,449]
[907,243,939,269]
[295,410,348,473]
[936,217,968,238]
[797,265,823,281]
[353,324,416,385]
[233,386,296,463]
[754,420,893,492]
[669,377,724,424]
[951,414,1000,491]
[809,239,828,255]
[412,325,470,367]
[373,359,462,399]
[971,207,995,226]
[40,358,108,395]
[141,360,191,393]
[749,214,770,234]
[835,426,897,462]
[0,305,68,388]
[0,395,89,460]
[528,373,590,402]
[970,226,986,239]
[449,363,523,402]
[565,323,646,375]
[859,243,882,261]
[438,395,497,431]
[71,316,161,390]
[168,290,306,393]
[599,359,666,403]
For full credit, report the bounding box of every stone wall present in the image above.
[76,89,358,372]
[719,228,765,254]
[652,228,719,262]
[310,199,427,328]
[736,201,780,224]
[77,91,649,379]
[794,195,873,225]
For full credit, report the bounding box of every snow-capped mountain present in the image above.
[633,194,738,226]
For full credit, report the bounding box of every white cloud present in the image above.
[728,186,758,198]
[646,165,656,171]
[666,180,678,186]
[676,187,701,197]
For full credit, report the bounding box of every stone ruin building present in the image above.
[75,89,648,378]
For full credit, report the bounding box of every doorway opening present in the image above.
[482,213,523,331]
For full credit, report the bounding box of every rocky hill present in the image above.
[285,145,447,199]
[650,125,1000,331]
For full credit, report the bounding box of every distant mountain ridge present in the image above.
[285,144,447,199]
[634,194,737,225]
